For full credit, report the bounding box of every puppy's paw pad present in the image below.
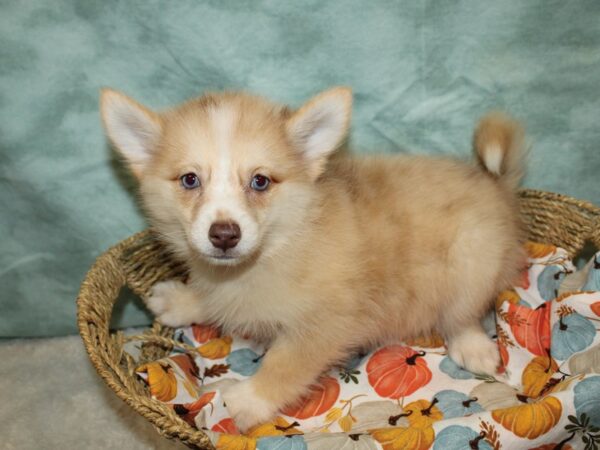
[449,336,500,377]
[223,381,277,432]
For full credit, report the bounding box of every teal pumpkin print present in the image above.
[574,376,600,426]
[551,312,595,360]
[519,298,532,308]
[537,265,566,301]
[346,352,367,370]
[434,389,484,419]
[226,348,263,376]
[257,435,307,450]
[583,254,600,291]
[174,329,197,349]
[439,356,474,380]
[433,425,492,450]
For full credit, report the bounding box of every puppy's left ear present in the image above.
[286,87,352,179]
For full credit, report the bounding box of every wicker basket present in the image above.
[77,189,600,449]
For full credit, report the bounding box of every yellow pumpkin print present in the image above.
[403,399,443,429]
[215,434,257,450]
[522,356,558,398]
[491,396,562,439]
[524,242,556,259]
[137,362,177,402]
[198,336,233,359]
[370,426,435,450]
[247,416,302,438]
[496,289,521,309]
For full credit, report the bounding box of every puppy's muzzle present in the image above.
[209,222,241,251]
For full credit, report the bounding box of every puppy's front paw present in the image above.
[146,280,194,328]
[448,333,500,377]
[223,380,278,432]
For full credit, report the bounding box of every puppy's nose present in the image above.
[208,222,241,251]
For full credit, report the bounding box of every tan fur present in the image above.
[474,112,526,189]
[100,87,526,431]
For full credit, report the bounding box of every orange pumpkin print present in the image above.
[212,417,240,434]
[521,355,558,398]
[591,301,600,317]
[192,323,221,343]
[524,242,556,259]
[507,302,551,357]
[370,426,435,450]
[498,342,509,372]
[367,346,432,399]
[281,376,340,419]
[491,396,562,439]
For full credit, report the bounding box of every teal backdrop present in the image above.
[1,0,599,337]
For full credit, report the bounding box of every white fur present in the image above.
[287,88,351,165]
[101,90,160,171]
[146,280,205,327]
[189,106,260,264]
[222,380,278,431]
[447,324,501,376]
[482,143,503,175]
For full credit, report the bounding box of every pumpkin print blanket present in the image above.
[136,242,600,450]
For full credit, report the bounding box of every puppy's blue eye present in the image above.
[250,174,270,191]
[180,173,200,189]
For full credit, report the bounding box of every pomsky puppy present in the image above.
[100,87,525,431]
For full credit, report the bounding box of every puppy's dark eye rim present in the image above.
[180,172,201,189]
[250,174,271,191]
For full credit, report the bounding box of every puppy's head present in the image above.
[100,88,352,265]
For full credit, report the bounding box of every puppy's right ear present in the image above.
[100,88,162,178]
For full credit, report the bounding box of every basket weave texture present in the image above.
[77,189,600,449]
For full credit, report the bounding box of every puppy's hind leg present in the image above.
[445,322,500,376]
[439,246,504,377]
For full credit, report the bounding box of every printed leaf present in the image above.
[198,336,233,360]
[204,363,230,379]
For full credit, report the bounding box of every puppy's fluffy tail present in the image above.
[473,112,526,190]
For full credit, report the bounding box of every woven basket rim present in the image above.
[77,232,215,449]
[77,188,600,449]
[519,188,600,216]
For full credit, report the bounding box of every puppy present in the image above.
[100,87,525,431]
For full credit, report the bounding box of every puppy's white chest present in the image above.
[198,274,302,331]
